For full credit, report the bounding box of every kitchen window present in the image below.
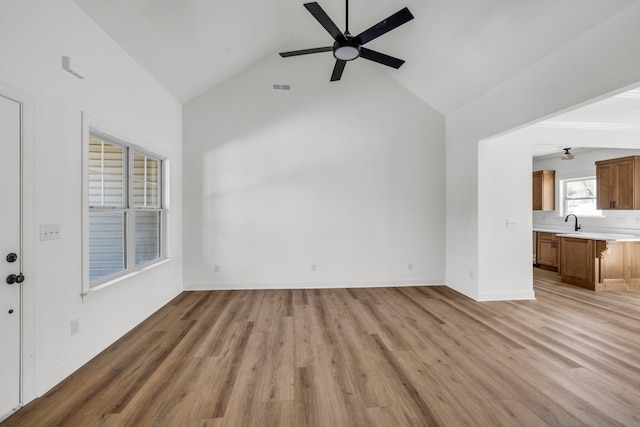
[82,118,166,292]
[562,177,602,217]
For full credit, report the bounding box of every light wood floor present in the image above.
[4,268,640,426]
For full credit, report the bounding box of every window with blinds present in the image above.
[87,130,164,286]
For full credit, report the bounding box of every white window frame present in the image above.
[560,176,602,217]
[81,114,168,295]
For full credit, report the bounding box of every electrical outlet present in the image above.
[408,263,413,270]
[311,264,317,272]
[71,318,80,336]
[214,265,220,273]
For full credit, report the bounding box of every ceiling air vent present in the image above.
[272,84,291,91]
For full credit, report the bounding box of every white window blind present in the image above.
[85,127,165,289]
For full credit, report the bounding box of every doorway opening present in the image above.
[482,83,640,294]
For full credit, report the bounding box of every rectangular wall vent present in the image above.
[272,84,291,91]
[62,55,86,79]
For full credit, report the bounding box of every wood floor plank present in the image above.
[4,268,640,427]
[292,304,319,368]
[261,315,294,402]
[357,299,412,351]
[115,356,207,426]
[390,349,487,426]
[493,351,621,427]
[361,334,442,427]
[292,289,309,306]
[365,406,408,427]
[187,419,222,427]
[218,330,269,427]
[321,310,391,408]
[260,401,294,427]
[489,398,550,427]
[294,365,357,427]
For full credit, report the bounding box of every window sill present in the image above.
[82,257,172,300]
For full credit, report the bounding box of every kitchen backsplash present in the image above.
[533,211,640,235]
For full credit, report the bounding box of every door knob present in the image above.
[6,273,24,285]
[6,253,17,263]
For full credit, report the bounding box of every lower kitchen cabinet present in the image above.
[559,237,640,291]
[536,232,559,271]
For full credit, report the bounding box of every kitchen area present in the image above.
[533,151,640,291]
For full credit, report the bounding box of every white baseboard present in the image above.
[185,278,444,291]
[476,290,536,301]
[443,279,537,302]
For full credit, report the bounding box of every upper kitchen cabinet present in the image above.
[533,170,555,210]
[596,156,640,210]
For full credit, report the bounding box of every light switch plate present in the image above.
[40,223,61,241]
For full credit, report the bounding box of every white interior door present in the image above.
[0,94,22,419]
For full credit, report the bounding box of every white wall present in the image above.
[447,2,640,300]
[478,137,535,300]
[183,54,445,289]
[0,0,183,400]
[533,148,640,233]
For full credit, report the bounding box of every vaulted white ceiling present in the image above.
[74,0,636,114]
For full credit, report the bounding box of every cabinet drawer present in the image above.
[537,232,556,240]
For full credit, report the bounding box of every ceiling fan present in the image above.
[279,1,414,81]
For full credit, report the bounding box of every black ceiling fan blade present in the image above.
[360,47,405,69]
[356,7,414,45]
[280,46,333,57]
[330,59,347,81]
[304,2,347,43]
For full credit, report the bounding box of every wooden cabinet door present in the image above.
[537,234,558,267]
[596,156,640,210]
[629,243,640,286]
[532,170,554,210]
[560,237,594,289]
[598,242,626,283]
[614,159,635,209]
[597,163,615,209]
[532,171,543,210]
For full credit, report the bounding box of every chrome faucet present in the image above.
[565,214,581,232]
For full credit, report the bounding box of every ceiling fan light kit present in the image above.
[334,40,360,61]
[279,1,414,81]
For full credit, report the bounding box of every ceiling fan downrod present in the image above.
[345,0,349,33]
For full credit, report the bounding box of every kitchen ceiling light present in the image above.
[561,148,574,160]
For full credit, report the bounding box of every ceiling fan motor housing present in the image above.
[333,36,361,61]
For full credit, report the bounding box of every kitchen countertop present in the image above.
[533,228,640,242]
[555,232,640,242]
